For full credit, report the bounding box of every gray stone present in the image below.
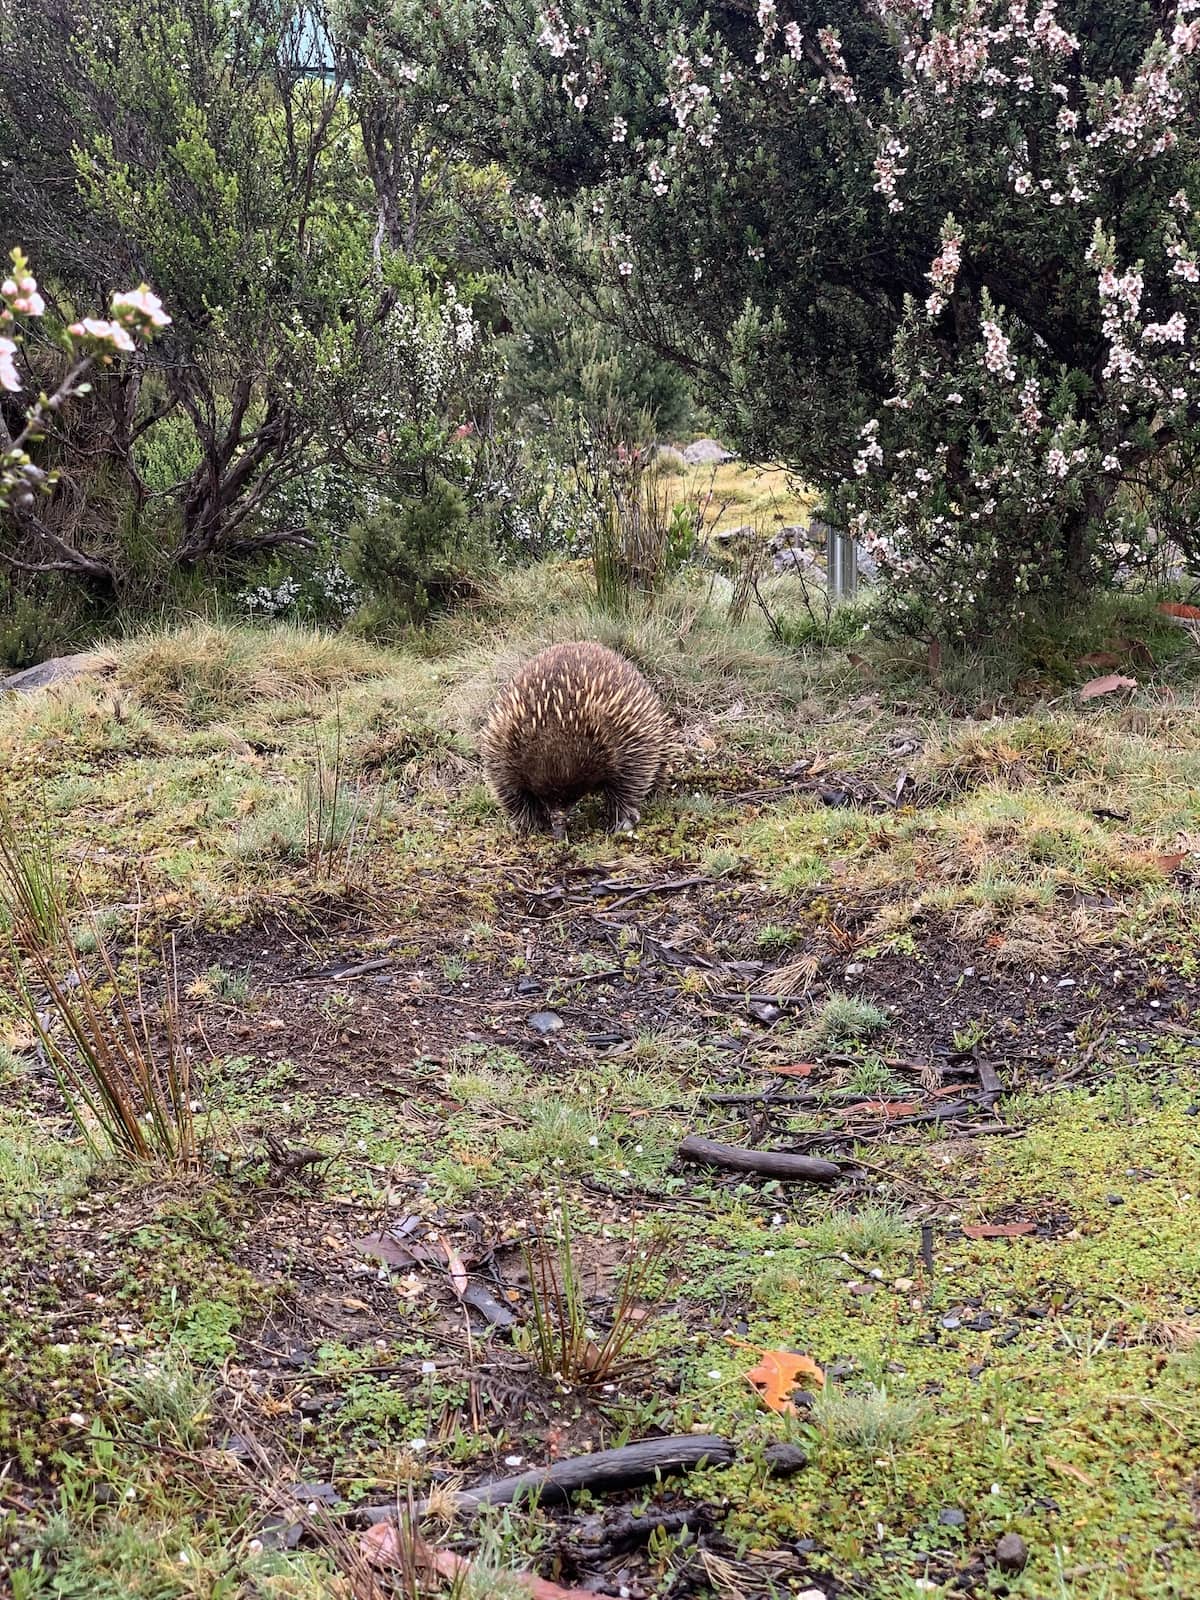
[937,1507,966,1528]
[682,437,736,466]
[763,1442,809,1478]
[528,1010,564,1035]
[713,524,755,545]
[995,1533,1028,1573]
[0,651,113,695]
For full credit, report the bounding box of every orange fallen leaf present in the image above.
[1159,601,1200,620]
[962,1222,1037,1239]
[768,1062,816,1078]
[743,1349,826,1414]
[1080,672,1138,700]
[853,1099,919,1117]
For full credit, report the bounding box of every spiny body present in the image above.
[481,641,668,835]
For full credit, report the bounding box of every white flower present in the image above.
[617,260,633,277]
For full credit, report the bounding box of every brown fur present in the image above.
[480,642,668,834]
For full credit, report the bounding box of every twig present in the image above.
[359,1434,736,1520]
[677,1135,841,1184]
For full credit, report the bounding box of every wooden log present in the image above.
[360,1435,735,1519]
[678,1135,841,1184]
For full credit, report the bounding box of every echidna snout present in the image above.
[480,642,668,835]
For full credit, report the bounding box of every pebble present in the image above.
[528,1010,564,1035]
[995,1532,1029,1572]
[763,1442,809,1478]
[937,1507,966,1527]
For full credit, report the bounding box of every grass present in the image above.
[1,588,1200,1598]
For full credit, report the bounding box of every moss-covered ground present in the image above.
[0,570,1198,1599]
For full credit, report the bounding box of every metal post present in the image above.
[825,523,858,601]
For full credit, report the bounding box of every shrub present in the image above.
[345,480,492,628]
[371,1,1200,637]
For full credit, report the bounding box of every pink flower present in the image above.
[111,285,170,328]
[69,317,136,353]
[0,336,20,392]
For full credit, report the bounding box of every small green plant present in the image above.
[119,1350,214,1449]
[302,709,387,887]
[812,1383,926,1452]
[809,992,890,1046]
[519,1203,665,1386]
[807,1204,911,1260]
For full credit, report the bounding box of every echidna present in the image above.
[481,641,668,836]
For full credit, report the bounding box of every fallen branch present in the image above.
[678,1135,841,1184]
[362,1435,735,1520]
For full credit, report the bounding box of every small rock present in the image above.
[288,1480,338,1506]
[714,523,755,545]
[516,976,541,996]
[995,1532,1028,1572]
[748,1000,782,1025]
[940,1315,962,1331]
[763,1442,809,1478]
[528,1010,564,1035]
[937,1508,966,1528]
[1106,1193,1125,1206]
[796,1590,827,1600]
[793,1538,817,1554]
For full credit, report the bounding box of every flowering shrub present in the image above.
[0,247,169,518]
[375,0,1200,636]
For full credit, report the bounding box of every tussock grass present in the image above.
[812,1383,927,1452]
[118,621,391,721]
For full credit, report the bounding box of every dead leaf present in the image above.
[743,1349,825,1414]
[962,1222,1037,1239]
[1159,601,1200,621]
[1077,651,1122,669]
[1045,1456,1098,1489]
[441,1241,470,1299]
[363,1524,606,1600]
[1080,672,1138,701]
[765,1062,816,1078]
[853,1099,920,1117]
[1154,851,1187,874]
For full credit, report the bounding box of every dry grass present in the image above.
[117,622,392,721]
[654,456,818,540]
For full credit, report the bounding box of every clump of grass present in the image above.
[807,1204,911,1260]
[188,964,251,1005]
[520,1204,665,1387]
[808,992,890,1046]
[120,1350,214,1448]
[812,1383,926,1452]
[0,808,198,1167]
[119,621,389,722]
[498,1101,600,1170]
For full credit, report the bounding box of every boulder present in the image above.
[650,444,688,473]
[0,651,114,695]
[682,437,736,466]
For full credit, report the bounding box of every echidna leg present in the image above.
[603,784,643,833]
[506,790,555,833]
